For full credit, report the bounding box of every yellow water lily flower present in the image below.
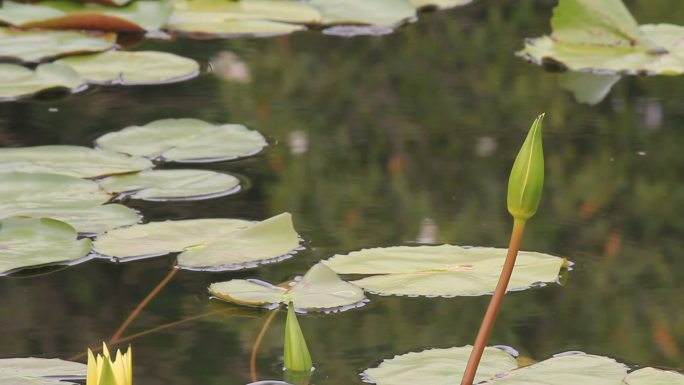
[87,343,132,385]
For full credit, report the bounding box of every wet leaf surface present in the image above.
[96,118,267,162]
[323,245,567,296]
[0,145,152,178]
[209,263,365,311]
[0,63,84,101]
[0,217,91,275]
[0,28,116,63]
[56,51,200,85]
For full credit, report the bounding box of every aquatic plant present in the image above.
[460,113,545,385]
[284,302,313,373]
[87,343,132,385]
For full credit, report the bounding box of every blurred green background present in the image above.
[0,0,682,384]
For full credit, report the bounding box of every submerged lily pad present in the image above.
[624,367,684,385]
[209,263,365,311]
[0,28,116,63]
[0,378,77,385]
[0,145,152,178]
[0,0,172,32]
[96,118,268,162]
[323,245,567,297]
[309,0,416,26]
[557,72,621,105]
[56,51,200,85]
[363,346,518,385]
[2,204,140,235]
[99,169,240,201]
[0,172,110,211]
[167,0,317,37]
[0,217,91,275]
[518,0,684,75]
[0,63,84,101]
[94,213,301,270]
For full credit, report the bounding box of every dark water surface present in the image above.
[1,0,683,384]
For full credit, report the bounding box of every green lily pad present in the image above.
[0,145,152,178]
[0,378,77,385]
[167,12,306,38]
[485,353,628,385]
[363,346,518,385]
[94,213,301,270]
[99,169,241,201]
[0,357,86,379]
[55,51,200,85]
[309,0,416,26]
[0,172,110,211]
[95,118,268,162]
[0,217,91,275]
[209,263,365,311]
[0,28,116,63]
[557,72,621,105]
[2,204,140,235]
[177,212,301,270]
[323,245,567,297]
[409,0,473,10]
[167,0,318,36]
[624,367,684,385]
[0,63,84,101]
[0,0,172,32]
[518,0,684,75]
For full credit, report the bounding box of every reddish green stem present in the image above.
[460,218,526,385]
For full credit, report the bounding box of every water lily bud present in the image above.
[507,113,545,221]
[87,343,132,385]
[284,302,313,373]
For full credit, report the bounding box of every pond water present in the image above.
[1,0,684,384]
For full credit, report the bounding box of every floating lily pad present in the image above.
[557,72,621,105]
[323,245,567,297]
[167,12,306,38]
[94,213,301,270]
[0,172,110,211]
[409,0,473,10]
[99,169,240,201]
[55,51,200,85]
[484,353,628,385]
[363,346,518,385]
[0,217,91,275]
[209,263,365,311]
[0,0,172,32]
[0,28,116,63]
[309,0,416,26]
[518,0,684,75]
[0,376,78,384]
[167,0,318,37]
[0,63,84,101]
[95,118,268,162]
[2,204,140,235]
[0,357,86,379]
[0,145,152,178]
[624,367,684,385]
[177,213,301,270]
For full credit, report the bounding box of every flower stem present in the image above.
[460,218,526,385]
[250,309,279,382]
[109,268,179,344]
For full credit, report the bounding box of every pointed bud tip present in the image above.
[507,113,545,221]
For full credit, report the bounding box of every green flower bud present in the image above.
[507,113,545,221]
[284,302,313,373]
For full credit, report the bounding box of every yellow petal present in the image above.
[87,349,97,385]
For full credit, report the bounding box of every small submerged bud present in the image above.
[284,302,313,373]
[507,113,545,221]
[86,343,132,385]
